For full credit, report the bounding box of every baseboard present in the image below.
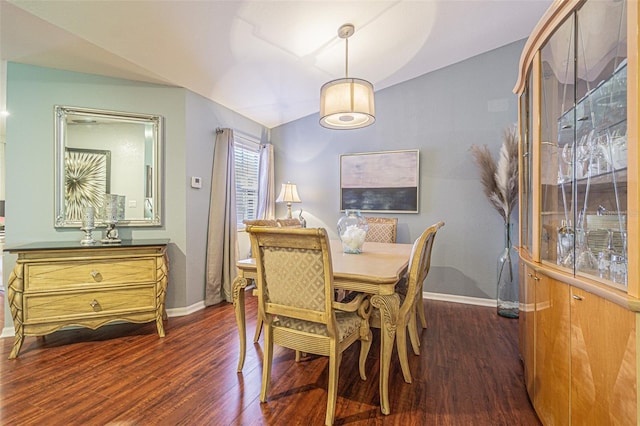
[166,300,206,317]
[424,291,497,308]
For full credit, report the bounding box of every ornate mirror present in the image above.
[54,105,163,228]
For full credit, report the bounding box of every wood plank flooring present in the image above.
[0,292,540,425]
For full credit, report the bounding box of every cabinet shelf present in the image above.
[573,167,627,186]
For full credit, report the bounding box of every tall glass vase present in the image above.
[497,222,519,318]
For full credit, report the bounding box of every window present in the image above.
[234,134,260,225]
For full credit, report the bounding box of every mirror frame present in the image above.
[54,105,164,228]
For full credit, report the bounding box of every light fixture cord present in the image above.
[344,36,349,78]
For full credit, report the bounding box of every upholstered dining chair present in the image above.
[243,219,278,227]
[364,217,398,243]
[247,226,372,425]
[276,218,303,228]
[412,224,445,334]
[371,221,444,384]
[250,217,303,342]
[242,219,278,342]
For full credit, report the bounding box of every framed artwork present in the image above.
[65,148,111,221]
[340,149,419,213]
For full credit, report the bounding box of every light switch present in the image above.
[191,176,202,189]
[129,200,137,208]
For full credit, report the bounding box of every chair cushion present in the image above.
[263,246,327,311]
[366,223,396,243]
[274,310,362,342]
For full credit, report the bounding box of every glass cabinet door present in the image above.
[520,69,533,255]
[539,0,628,287]
[540,15,576,270]
[574,0,627,285]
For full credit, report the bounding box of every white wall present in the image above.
[271,40,525,300]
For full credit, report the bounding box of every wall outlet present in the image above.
[191,176,202,189]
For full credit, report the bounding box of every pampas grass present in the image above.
[470,127,519,223]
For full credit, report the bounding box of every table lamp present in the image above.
[275,182,301,219]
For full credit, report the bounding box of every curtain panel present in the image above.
[256,143,275,220]
[205,128,238,305]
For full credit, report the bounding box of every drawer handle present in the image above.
[90,270,103,282]
[572,294,583,301]
[89,299,101,311]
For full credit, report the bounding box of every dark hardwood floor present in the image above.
[0,292,540,425]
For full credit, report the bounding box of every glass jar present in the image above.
[337,210,369,254]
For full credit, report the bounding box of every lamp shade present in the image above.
[275,183,301,204]
[319,78,375,129]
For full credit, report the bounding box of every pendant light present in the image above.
[319,23,375,130]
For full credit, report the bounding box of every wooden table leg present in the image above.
[232,276,249,372]
[371,293,400,415]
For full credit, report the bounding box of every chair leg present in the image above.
[408,309,421,356]
[359,330,372,381]
[417,293,427,329]
[253,317,263,343]
[325,349,341,425]
[396,326,413,384]
[260,324,274,403]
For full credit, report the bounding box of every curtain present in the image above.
[205,128,238,305]
[256,143,275,220]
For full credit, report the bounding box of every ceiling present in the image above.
[0,0,552,129]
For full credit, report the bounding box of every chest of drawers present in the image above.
[5,240,169,358]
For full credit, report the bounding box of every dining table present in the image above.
[231,239,414,415]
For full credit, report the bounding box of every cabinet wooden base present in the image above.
[6,241,169,359]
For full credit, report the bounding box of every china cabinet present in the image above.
[514,0,638,423]
[5,240,169,358]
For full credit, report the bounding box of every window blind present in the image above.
[234,134,260,225]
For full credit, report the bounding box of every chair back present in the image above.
[243,219,278,227]
[401,221,444,315]
[364,217,398,243]
[243,219,278,258]
[247,226,336,334]
[276,218,303,228]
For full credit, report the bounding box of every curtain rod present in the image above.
[216,127,264,143]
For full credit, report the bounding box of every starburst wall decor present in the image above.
[65,148,111,221]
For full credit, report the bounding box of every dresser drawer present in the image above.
[25,258,157,290]
[24,286,156,322]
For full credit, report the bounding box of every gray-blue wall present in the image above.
[2,39,524,331]
[271,39,524,301]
